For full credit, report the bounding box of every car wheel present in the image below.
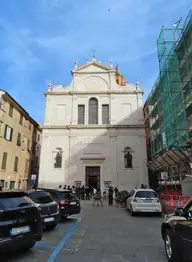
[46,223,57,230]
[164,229,183,262]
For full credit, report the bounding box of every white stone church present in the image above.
[39,57,148,193]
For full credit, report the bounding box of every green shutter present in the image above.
[1,152,7,169]
[4,125,7,139]
[14,156,18,172]
[17,133,21,146]
[10,128,13,141]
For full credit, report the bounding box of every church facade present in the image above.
[39,57,148,193]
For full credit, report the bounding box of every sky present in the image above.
[0,0,191,123]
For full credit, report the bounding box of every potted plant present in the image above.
[116,190,129,208]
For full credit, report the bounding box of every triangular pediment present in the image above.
[72,60,115,74]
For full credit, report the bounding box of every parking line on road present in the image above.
[46,218,81,262]
[35,243,57,249]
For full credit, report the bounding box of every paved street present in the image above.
[4,200,167,262]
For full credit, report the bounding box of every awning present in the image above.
[147,149,190,172]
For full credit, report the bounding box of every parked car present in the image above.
[38,188,81,219]
[0,190,42,253]
[161,198,192,262]
[126,188,162,216]
[20,189,60,229]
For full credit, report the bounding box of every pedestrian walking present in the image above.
[59,185,62,189]
[93,189,103,207]
[0,185,2,191]
[81,185,85,200]
[85,186,90,200]
[114,187,118,198]
[76,186,81,200]
[63,185,67,189]
[108,186,113,206]
[89,186,93,200]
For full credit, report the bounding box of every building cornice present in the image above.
[0,89,39,127]
[71,71,115,75]
[41,124,145,130]
[44,90,144,96]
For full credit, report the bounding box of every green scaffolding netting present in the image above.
[147,10,192,158]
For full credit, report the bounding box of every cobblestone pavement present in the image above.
[3,200,167,262]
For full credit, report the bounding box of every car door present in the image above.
[127,190,135,209]
[174,199,192,260]
[181,200,192,260]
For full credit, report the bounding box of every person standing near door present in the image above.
[108,186,113,206]
[114,187,118,198]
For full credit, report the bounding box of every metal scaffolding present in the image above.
[147,10,192,161]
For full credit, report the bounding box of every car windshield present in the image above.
[58,192,78,201]
[29,191,53,204]
[135,191,157,198]
[0,196,33,210]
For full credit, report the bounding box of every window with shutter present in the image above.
[17,133,21,146]
[78,105,85,124]
[14,156,19,172]
[19,114,23,125]
[1,152,7,169]
[102,105,109,124]
[4,125,13,141]
[9,104,13,117]
[89,98,98,124]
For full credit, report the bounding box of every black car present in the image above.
[38,188,81,219]
[0,190,42,253]
[161,198,192,262]
[20,189,60,229]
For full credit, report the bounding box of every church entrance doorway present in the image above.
[85,166,100,189]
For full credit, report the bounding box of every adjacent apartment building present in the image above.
[145,10,192,190]
[0,89,41,189]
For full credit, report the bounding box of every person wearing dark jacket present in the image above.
[114,187,118,198]
[108,186,113,206]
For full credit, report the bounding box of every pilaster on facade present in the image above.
[71,95,77,125]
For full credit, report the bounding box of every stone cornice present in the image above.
[41,124,145,130]
[72,71,115,74]
[44,90,144,96]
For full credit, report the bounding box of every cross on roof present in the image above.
[92,48,96,58]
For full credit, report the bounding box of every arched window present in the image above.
[124,147,133,168]
[89,98,98,124]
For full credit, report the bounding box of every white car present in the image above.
[126,188,162,216]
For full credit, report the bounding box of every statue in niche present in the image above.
[124,148,133,168]
[54,148,62,168]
